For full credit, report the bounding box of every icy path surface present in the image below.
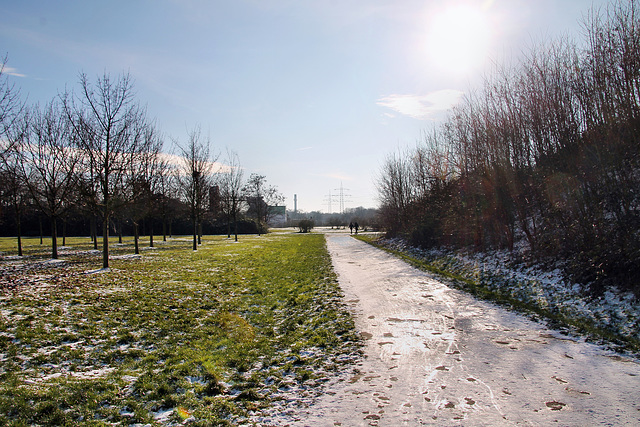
[284,232,640,426]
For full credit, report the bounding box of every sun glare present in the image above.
[426,4,492,75]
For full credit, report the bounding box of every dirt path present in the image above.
[273,231,640,426]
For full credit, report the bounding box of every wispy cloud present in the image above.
[2,66,26,78]
[296,146,313,152]
[158,152,233,174]
[322,172,353,181]
[376,90,464,120]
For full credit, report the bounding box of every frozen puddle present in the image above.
[269,232,640,426]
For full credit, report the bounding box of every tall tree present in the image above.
[0,134,30,256]
[375,149,415,235]
[64,72,147,268]
[243,173,284,235]
[127,123,163,254]
[19,100,79,259]
[0,55,24,155]
[155,151,178,242]
[177,126,216,251]
[219,149,244,242]
[0,56,28,255]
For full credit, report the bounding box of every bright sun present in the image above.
[426,4,492,75]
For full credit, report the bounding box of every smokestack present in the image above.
[294,194,297,213]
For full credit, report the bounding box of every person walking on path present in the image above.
[349,222,354,234]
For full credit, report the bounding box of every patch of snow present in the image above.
[153,408,174,423]
[111,254,142,260]
[41,259,67,266]
[84,268,110,274]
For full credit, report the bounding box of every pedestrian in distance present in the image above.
[349,222,354,234]
[354,222,359,234]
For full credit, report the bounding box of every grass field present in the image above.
[0,233,361,426]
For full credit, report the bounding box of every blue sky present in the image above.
[1,0,611,213]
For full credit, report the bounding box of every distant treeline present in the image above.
[377,0,640,295]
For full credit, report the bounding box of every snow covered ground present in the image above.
[379,237,640,354]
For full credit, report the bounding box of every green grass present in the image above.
[0,233,360,426]
[355,234,640,354]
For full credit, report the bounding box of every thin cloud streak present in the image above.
[323,172,353,181]
[376,90,465,120]
[158,152,232,175]
[2,66,26,78]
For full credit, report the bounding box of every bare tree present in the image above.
[155,155,179,242]
[243,173,284,235]
[0,55,24,156]
[0,56,28,255]
[219,149,244,241]
[19,99,80,259]
[0,112,30,256]
[126,123,163,254]
[176,125,216,251]
[64,72,147,268]
[375,149,415,235]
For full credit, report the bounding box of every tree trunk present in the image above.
[62,220,67,247]
[193,216,197,251]
[134,222,140,255]
[91,216,98,250]
[16,210,23,257]
[234,210,239,242]
[51,216,58,259]
[149,221,154,247]
[102,214,109,269]
[162,216,167,242]
[39,216,43,245]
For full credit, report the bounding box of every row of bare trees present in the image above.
[0,65,283,268]
[377,0,640,294]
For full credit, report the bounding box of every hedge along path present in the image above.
[278,231,640,426]
[0,232,361,426]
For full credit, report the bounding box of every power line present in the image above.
[323,191,334,214]
[334,182,351,214]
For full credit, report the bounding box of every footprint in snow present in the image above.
[546,401,566,411]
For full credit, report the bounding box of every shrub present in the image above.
[297,219,314,233]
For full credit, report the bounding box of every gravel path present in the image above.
[275,231,640,426]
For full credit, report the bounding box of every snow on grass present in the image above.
[0,234,362,426]
[111,254,142,260]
